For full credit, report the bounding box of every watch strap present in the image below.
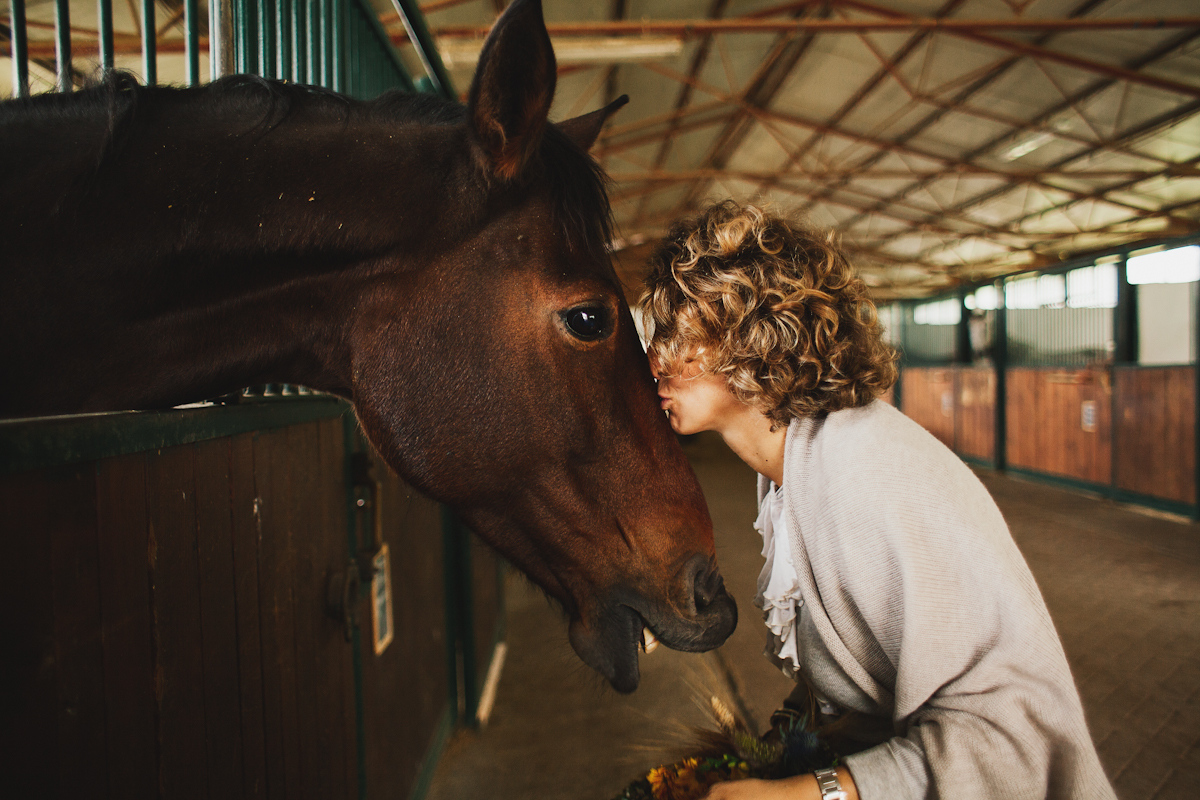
[813,767,848,800]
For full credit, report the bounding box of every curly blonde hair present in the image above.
[641,201,896,426]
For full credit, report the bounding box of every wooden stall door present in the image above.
[358,446,455,800]
[900,367,956,449]
[1114,366,1196,505]
[1005,368,1112,486]
[956,367,996,464]
[0,419,360,799]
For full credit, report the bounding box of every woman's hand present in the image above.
[702,775,813,799]
[701,768,858,800]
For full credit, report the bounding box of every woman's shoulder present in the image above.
[790,400,948,466]
[785,400,986,507]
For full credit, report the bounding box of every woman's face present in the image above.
[648,349,745,436]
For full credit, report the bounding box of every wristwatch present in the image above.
[813,767,848,800]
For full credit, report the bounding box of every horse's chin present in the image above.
[568,607,643,694]
[567,593,739,694]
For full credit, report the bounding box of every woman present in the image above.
[641,201,1115,800]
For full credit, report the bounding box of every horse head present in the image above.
[349,0,736,692]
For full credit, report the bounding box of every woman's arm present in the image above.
[702,767,858,800]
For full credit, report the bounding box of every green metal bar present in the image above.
[276,0,290,80]
[9,0,28,98]
[257,0,272,78]
[306,0,319,84]
[97,0,115,72]
[54,0,71,92]
[291,0,305,82]
[140,0,156,84]
[319,0,330,87]
[209,0,228,80]
[388,0,454,98]
[234,0,249,75]
[330,0,343,92]
[184,0,200,85]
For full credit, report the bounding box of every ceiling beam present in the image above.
[804,0,1186,235]
[635,60,1158,217]
[408,17,1200,38]
[633,0,731,225]
[834,0,1200,99]
[745,0,970,220]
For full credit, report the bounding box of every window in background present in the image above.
[1129,245,1198,366]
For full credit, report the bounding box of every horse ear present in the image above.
[467,0,556,181]
[557,95,629,152]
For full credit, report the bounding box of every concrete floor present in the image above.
[425,432,1200,800]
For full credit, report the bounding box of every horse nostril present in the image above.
[695,570,724,611]
[683,555,725,613]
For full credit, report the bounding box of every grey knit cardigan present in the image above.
[760,400,1116,799]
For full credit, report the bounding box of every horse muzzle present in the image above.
[568,556,738,693]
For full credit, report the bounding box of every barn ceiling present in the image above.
[4,0,1198,301]
[386,0,1200,301]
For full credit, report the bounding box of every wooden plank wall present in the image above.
[897,364,1195,508]
[955,367,996,463]
[361,447,452,798]
[1006,368,1112,485]
[899,367,956,449]
[1114,367,1196,504]
[0,417,467,799]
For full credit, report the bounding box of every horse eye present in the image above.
[562,306,608,341]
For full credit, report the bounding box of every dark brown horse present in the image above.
[0,0,734,692]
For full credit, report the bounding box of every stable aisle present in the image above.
[424,432,1200,800]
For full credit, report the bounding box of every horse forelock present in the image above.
[537,122,615,267]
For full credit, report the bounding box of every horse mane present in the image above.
[1,72,615,261]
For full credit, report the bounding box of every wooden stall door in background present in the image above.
[899,368,956,450]
[1006,368,1112,486]
[955,367,996,464]
[1115,367,1197,505]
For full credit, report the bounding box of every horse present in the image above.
[0,0,735,694]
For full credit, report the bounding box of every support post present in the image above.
[994,278,1008,471]
[955,289,971,364]
[1114,255,1137,363]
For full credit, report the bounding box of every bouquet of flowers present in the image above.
[613,697,838,800]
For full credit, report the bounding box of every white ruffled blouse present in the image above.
[753,481,802,673]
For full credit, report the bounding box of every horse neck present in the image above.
[2,93,473,415]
